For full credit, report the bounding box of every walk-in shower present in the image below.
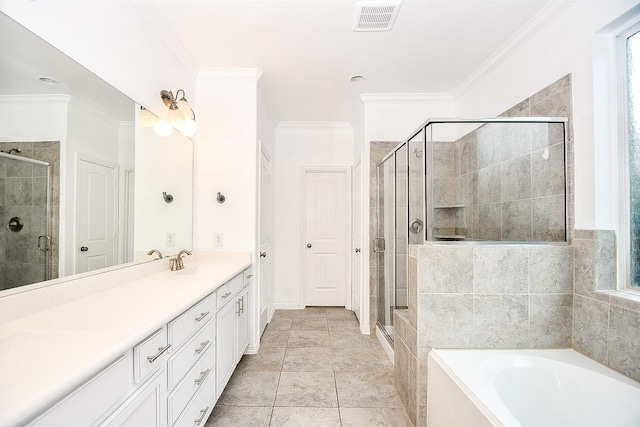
[375,117,569,345]
[0,151,52,290]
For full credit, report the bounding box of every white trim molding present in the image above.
[453,0,574,101]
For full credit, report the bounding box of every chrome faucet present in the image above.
[170,249,192,271]
[146,249,163,259]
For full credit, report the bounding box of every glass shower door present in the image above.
[0,153,51,290]
[376,156,396,342]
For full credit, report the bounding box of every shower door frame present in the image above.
[0,151,52,286]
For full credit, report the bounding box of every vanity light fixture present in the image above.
[160,89,197,137]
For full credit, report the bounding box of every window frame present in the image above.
[618,21,640,291]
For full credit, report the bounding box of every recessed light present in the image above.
[350,75,366,83]
[39,76,59,85]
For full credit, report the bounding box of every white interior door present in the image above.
[304,169,349,307]
[77,157,117,274]
[259,145,271,336]
[352,158,362,321]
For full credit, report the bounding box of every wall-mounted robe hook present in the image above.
[163,192,174,203]
[217,192,226,204]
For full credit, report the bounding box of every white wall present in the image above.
[193,68,261,348]
[134,120,193,259]
[453,0,639,229]
[274,123,354,308]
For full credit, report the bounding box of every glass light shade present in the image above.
[176,99,194,119]
[167,106,186,128]
[153,119,173,137]
[179,118,197,137]
[139,107,159,127]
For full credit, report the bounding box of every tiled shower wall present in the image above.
[573,230,640,382]
[412,243,574,425]
[431,74,572,241]
[0,141,60,290]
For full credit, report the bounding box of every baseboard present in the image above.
[244,343,259,355]
[273,303,306,310]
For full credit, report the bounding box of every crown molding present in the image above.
[359,93,454,104]
[453,0,574,100]
[198,68,264,81]
[277,121,352,129]
[0,94,71,104]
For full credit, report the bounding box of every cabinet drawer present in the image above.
[169,292,215,350]
[167,318,216,390]
[134,328,169,383]
[167,345,215,426]
[217,273,243,309]
[31,353,131,426]
[172,361,216,427]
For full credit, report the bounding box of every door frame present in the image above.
[300,166,351,308]
[75,154,118,274]
[351,155,365,325]
[258,142,272,331]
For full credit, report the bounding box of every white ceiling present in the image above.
[1,1,552,125]
[140,0,551,124]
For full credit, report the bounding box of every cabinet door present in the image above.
[235,287,249,360]
[216,298,236,398]
[100,369,166,427]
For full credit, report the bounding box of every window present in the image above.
[620,23,640,289]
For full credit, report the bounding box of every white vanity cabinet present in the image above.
[216,271,250,397]
[22,265,252,427]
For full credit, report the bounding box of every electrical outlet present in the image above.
[166,233,176,246]
[214,233,223,247]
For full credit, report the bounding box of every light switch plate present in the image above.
[214,233,223,246]
[166,233,176,246]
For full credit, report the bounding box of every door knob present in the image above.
[306,243,312,248]
[80,246,89,252]
[260,252,266,258]
[355,248,361,253]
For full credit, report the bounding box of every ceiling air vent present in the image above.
[352,1,402,32]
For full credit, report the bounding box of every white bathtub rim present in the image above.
[429,348,640,427]
[428,350,509,426]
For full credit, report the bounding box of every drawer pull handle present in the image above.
[222,291,232,299]
[146,344,171,363]
[195,311,210,322]
[194,406,209,426]
[240,296,244,313]
[194,368,211,386]
[195,340,210,354]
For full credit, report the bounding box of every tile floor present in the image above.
[205,307,412,426]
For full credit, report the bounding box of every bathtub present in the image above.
[427,349,640,426]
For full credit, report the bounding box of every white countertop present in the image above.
[0,252,251,426]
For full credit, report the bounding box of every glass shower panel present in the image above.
[0,154,51,291]
[426,120,567,242]
[395,145,408,309]
[376,156,395,342]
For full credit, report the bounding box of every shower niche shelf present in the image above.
[433,205,465,209]
[434,234,466,241]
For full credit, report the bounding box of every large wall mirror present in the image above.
[0,12,193,295]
